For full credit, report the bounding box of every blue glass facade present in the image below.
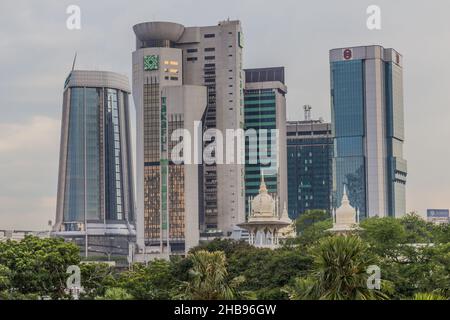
[331,60,366,218]
[287,122,333,219]
[61,86,134,229]
[244,88,278,213]
[330,46,407,218]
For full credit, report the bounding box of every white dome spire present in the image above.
[259,171,268,194]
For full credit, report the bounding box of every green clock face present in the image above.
[144,55,159,71]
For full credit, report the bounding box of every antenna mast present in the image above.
[303,105,312,121]
[71,52,77,71]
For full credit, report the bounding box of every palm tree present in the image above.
[412,292,447,300]
[180,250,243,300]
[287,236,389,300]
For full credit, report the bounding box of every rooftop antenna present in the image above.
[303,105,312,121]
[71,52,77,71]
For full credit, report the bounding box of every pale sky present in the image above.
[1,0,449,229]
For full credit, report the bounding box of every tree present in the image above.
[400,213,434,244]
[360,217,406,258]
[228,246,313,299]
[180,250,243,300]
[96,287,133,300]
[0,265,11,292]
[118,260,176,299]
[286,236,389,300]
[0,236,80,299]
[295,209,330,235]
[80,263,117,299]
[412,292,447,300]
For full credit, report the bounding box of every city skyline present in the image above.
[2,0,450,229]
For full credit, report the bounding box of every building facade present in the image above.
[330,45,407,219]
[286,114,333,219]
[132,21,211,256]
[175,20,246,236]
[133,20,245,250]
[244,67,288,216]
[53,70,136,257]
[427,209,449,225]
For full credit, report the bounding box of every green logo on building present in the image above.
[144,55,159,71]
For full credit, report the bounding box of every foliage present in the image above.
[412,292,447,300]
[117,260,176,299]
[0,214,449,300]
[79,263,117,299]
[0,265,11,291]
[96,287,133,300]
[286,236,389,300]
[0,236,80,299]
[295,209,330,235]
[179,250,243,300]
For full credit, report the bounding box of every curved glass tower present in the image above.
[53,70,136,257]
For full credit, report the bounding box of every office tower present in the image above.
[330,45,407,219]
[133,20,245,245]
[53,70,136,257]
[132,22,207,255]
[286,107,333,220]
[244,67,288,215]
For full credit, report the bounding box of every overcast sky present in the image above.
[1,0,449,230]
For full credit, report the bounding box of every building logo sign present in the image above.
[343,49,353,60]
[144,55,159,71]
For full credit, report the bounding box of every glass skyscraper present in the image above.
[286,118,333,220]
[244,67,288,216]
[330,45,407,219]
[53,70,136,257]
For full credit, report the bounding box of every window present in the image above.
[205,63,215,68]
[204,47,215,52]
[204,33,215,38]
[187,57,197,62]
[170,76,178,81]
[205,56,215,60]
[187,48,198,53]
[164,60,178,65]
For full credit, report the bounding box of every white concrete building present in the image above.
[132,20,246,259]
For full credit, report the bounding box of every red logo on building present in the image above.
[343,49,352,60]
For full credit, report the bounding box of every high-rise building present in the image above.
[330,45,407,219]
[53,70,136,257]
[132,22,209,255]
[244,67,288,215]
[286,109,333,220]
[133,20,245,248]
